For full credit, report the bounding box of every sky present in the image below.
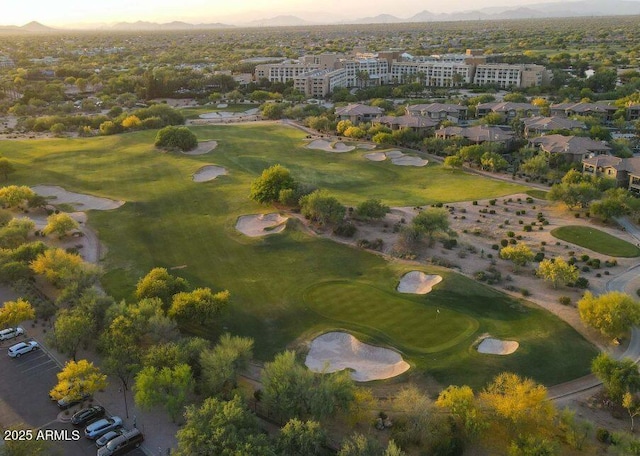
[1,0,622,26]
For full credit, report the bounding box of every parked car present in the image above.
[71,405,105,426]
[57,392,92,410]
[95,428,125,448]
[7,341,38,358]
[0,327,24,341]
[97,429,143,456]
[84,416,123,440]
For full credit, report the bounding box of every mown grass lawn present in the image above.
[551,225,640,258]
[526,189,549,200]
[0,123,597,387]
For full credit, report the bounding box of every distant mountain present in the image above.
[351,14,403,24]
[0,21,55,33]
[110,20,233,31]
[243,15,314,27]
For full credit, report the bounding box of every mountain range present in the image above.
[1,0,639,31]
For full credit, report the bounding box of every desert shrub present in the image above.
[500,239,508,247]
[559,296,571,305]
[442,238,457,250]
[333,222,357,238]
[506,231,515,238]
[491,244,499,250]
[534,252,545,262]
[523,225,532,232]
[573,277,589,289]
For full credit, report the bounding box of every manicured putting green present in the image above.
[304,281,478,353]
[551,225,640,257]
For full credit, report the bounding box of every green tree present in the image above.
[558,408,592,451]
[343,126,366,139]
[0,158,16,180]
[43,213,79,238]
[99,120,122,135]
[458,145,486,165]
[591,353,640,403]
[507,435,558,456]
[436,385,486,440]
[0,185,35,208]
[537,258,579,289]
[336,120,353,135]
[262,350,355,421]
[372,132,394,144]
[300,190,346,227]
[249,164,296,204]
[49,359,107,402]
[134,363,194,422]
[154,126,198,151]
[175,396,275,456]
[276,419,326,456]
[578,291,640,339]
[261,102,286,120]
[30,248,101,289]
[0,298,35,327]
[135,267,189,306]
[500,244,535,272]
[443,155,463,169]
[338,433,383,456]
[519,154,549,180]
[412,208,450,240]
[50,309,95,361]
[200,333,253,398]
[355,199,390,220]
[623,392,640,432]
[480,151,508,172]
[0,218,35,249]
[168,287,229,325]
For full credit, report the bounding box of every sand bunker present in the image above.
[357,143,377,150]
[192,165,227,182]
[364,152,387,161]
[182,140,218,155]
[306,139,355,153]
[477,337,519,355]
[31,185,124,211]
[391,156,428,167]
[385,150,404,159]
[397,271,442,294]
[305,332,410,382]
[235,213,288,237]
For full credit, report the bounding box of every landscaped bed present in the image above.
[551,225,640,257]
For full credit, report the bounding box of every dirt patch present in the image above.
[306,139,355,153]
[305,331,410,382]
[182,140,218,155]
[477,337,519,355]
[235,213,288,237]
[31,185,124,211]
[397,271,442,294]
[192,165,227,182]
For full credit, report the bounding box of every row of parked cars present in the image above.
[71,405,144,455]
[2,326,40,358]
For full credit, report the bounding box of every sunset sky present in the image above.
[2,0,623,26]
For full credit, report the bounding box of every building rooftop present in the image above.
[531,134,611,154]
[335,103,384,116]
[522,116,586,131]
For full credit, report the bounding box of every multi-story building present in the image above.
[529,134,611,163]
[254,62,319,83]
[473,64,551,89]
[390,62,473,86]
[522,116,587,138]
[405,103,468,124]
[549,102,617,122]
[339,58,389,87]
[476,102,540,120]
[582,155,640,192]
[293,68,349,98]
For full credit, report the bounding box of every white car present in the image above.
[84,417,123,440]
[0,327,24,341]
[7,341,38,358]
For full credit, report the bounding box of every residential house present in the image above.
[405,103,467,124]
[549,102,617,123]
[627,104,640,121]
[435,125,515,146]
[522,116,587,138]
[476,102,540,120]
[582,155,640,192]
[374,115,438,137]
[529,134,611,163]
[335,104,384,123]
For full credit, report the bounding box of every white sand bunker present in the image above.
[182,140,218,155]
[235,213,288,237]
[31,185,124,211]
[305,332,410,381]
[357,143,377,150]
[391,156,428,167]
[385,150,404,158]
[397,271,442,294]
[364,152,387,161]
[192,165,227,182]
[306,139,355,153]
[477,337,519,355]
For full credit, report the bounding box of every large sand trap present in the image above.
[192,165,227,182]
[357,143,376,150]
[391,156,428,167]
[477,337,519,355]
[364,152,387,161]
[385,150,405,159]
[182,140,218,155]
[31,185,124,211]
[305,332,410,381]
[235,213,288,237]
[397,271,442,294]
[306,139,355,153]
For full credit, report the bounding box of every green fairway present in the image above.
[178,104,259,118]
[0,123,597,387]
[526,189,548,200]
[551,225,640,258]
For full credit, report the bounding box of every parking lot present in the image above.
[0,335,144,456]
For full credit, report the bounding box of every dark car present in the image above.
[57,392,92,410]
[71,405,105,426]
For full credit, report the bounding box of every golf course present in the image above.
[1,123,598,388]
